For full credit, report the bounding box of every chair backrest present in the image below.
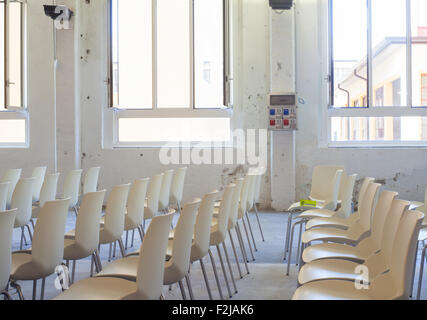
[11,178,35,228]
[145,173,164,219]
[0,182,9,212]
[0,209,17,291]
[191,190,219,261]
[370,190,398,250]
[159,170,174,211]
[169,199,201,279]
[104,184,130,240]
[339,174,357,218]
[127,178,150,227]
[135,213,174,300]
[39,173,60,208]
[380,199,410,268]
[1,168,22,207]
[75,190,106,255]
[309,165,345,202]
[246,174,257,211]
[229,178,244,228]
[83,167,100,195]
[358,182,381,231]
[216,184,235,240]
[324,169,343,210]
[170,167,187,205]
[32,198,70,274]
[63,169,83,208]
[31,167,47,202]
[357,177,375,211]
[238,176,250,219]
[371,210,424,300]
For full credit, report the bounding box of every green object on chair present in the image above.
[300,199,317,207]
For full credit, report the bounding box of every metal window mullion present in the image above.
[20,0,24,108]
[223,0,229,108]
[328,0,334,107]
[367,0,373,108]
[107,0,113,108]
[406,0,412,108]
[152,0,157,110]
[190,0,194,109]
[4,0,9,109]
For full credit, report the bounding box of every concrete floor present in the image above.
[5,211,427,300]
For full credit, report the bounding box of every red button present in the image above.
[270,120,276,126]
[283,119,290,126]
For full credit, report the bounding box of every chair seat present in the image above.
[63,238,93,261]
[302,242,370,264]
[54,277,137,300]
[409,201,424,210]
[65,229,76,240]
[96,256,139,281]
[298,209,336,220]
[11,251,51,281]
[125,213,141,231]
[302,226,364,245]
[298,259,366,285]
[292,280,373,300]
[306,217,351,230]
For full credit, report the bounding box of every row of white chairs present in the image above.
[284,165,427,300]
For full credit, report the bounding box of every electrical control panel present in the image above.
[268,93,297,131]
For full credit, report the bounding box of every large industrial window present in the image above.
[328,0,427,146]
[0,0,27,146]
[108,0,232,145]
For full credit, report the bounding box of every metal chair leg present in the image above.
[71,260,76,284]
[208,249,224,300]
[284,212,294,260]
[178,280,187,300]
[410,240,420,298]
[216,245,232,298]
[108,243,112,262]
[25,224,33,243]
[416,243,427,300]
[1,290,12,300]
[90,254,95,277]
[241,218,255,261]
[235,225,250,274]
[199,258,213,300]
[222,242,238,294]
[20,227,25,250]
[253,202,265,242]
[185,273,194,300]
[113,241,117,258]
[245,211,257,252]
[40,277,46,300]
[95,249,102,271]
[131,229,135,248]
[228,230,243,279]
[32,280,37,300]
[10,281,24,300]
[296,220,304,266]
[73,206,78,217]
[125,231,129,250]
[286,219,304,276]
[118,239,126,258]
[138,225,144,242]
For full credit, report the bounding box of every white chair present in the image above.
[302,190,399,265]
[297,196,406,286]
[11,178,35,250]
[237,175,256,262]
[63,190,106,283]
[143,173,164,229]
[1,168,22,209]
[10,198,71,300]
[31,167,47,203]
[292,210,424,300]
[159,170,174,214]
[170,167,187,215]
[0,209,17,300]
[124,178,150,249]
[83,167,100,195]
[0,182,10,212]
[62,169,83,216]
[31,173,60,226]
[55,213,174,300]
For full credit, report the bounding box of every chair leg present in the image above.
[222,242,238,294]
[216,245,232,298]
[416,243,427,300]
[284,212,294,260]
[235,225,250,274]
[71,260,76,284]
[95,249,103,271]
[185,273,194,300]
[118,239,126,258]
[90,255,95,277]
[178,280,187,300]
[32,280,37,300]
[296,220,304,266]
[113,241,117,258]
[20,227,25,250]
[40,278,46,300]
[287,220,303,276]
[208,249,224,300]
[1,290,12,300]
[228,230,243,279]
[138,226,144,242]
[253,202,265,242]
[10,281,24,300]
[30,219,35,231]
[131,229,135,248]
[241,218,255,261]
[199,258,213,300]
[410,240,420,298]
[125,231,129,250]
[108,243,112,262]
[245,211,257,252]
[25,224,33,243]
[73,206,78,217]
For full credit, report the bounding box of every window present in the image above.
[327,0,427,146]
[109,0,230,110]
[0,0,27,146]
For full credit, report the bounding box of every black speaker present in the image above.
[269,0,293,10]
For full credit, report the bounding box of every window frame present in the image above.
[105,0,234,148]
[0,0,28,148]
[324,0,427,148]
